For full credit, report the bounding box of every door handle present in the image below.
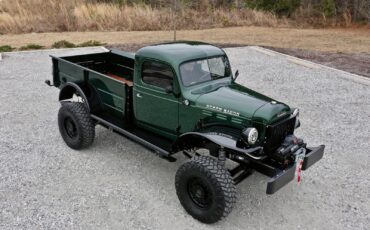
[136,93,142,98]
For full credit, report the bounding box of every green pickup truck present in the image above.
[46,41,324,223]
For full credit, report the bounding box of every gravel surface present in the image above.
[0,47,369,230]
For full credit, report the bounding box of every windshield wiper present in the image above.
[211,73,225,80]
[191,82,228,94]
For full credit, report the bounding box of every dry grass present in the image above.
[0,0,78,33]
[0,0,283,34]
[72,3,173,31]
[1,26,370,53]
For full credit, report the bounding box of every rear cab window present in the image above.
[142,61,174,89]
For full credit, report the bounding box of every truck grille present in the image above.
[264,116,296,154]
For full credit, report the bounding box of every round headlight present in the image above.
[242,127,258,145]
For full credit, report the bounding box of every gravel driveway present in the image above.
[0,47,369,230]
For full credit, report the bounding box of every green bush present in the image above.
[51,40,105,49]
[245,0,301,16]
[19,44,44,51]
[78,40,106,47]
[0,45,15,52]
[52,40,76,48]
[322,0,336,17]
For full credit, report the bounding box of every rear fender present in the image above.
[59,82,102,113]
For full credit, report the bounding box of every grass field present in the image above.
[0,0,281,34]
[1,26,369,53]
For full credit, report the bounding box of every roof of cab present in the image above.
[135,41,225,67]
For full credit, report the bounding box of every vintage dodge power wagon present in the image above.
[46,42,324,223]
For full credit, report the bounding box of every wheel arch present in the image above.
[173,132,215,152]
[173,132,235,153]
[59,82,102,113]
[172,131,263,159]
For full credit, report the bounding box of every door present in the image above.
[134,60,179,137]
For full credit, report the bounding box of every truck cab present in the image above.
[48,41,324,224]
[133,42,235,140]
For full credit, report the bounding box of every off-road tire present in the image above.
[175,156,236,223]
[58,102,95,150]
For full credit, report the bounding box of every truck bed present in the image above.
[51,50,135,118]
[60,49,134,83]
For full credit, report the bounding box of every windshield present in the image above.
[180,56,231,87]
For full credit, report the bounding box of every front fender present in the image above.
[172,132,263,159]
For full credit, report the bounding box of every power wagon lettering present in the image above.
[206,104,240,117]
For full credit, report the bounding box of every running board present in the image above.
[90,114,176,162]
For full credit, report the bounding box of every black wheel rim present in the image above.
[187,178,212,209]
[64,117,77,138]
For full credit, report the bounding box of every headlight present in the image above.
[242,127,258,145]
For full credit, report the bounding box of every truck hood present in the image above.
[193,83,290,124]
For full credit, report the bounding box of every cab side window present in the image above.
[142,61,174,89]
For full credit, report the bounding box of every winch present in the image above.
[272,135,305,164]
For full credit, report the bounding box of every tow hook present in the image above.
[297,160,303,183]
[294,147,306,183]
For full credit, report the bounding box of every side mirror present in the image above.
[233,70,239,82]
[165,85,173,94]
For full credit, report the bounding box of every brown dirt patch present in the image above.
[266,47,370,78]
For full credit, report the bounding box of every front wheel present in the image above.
[58,102,95,150]
[175,156,236,223]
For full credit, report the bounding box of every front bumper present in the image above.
[265,145,325,194]
[301,145,325,170]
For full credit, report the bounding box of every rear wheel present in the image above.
[175,156,236,223]
[58,102,95,150]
